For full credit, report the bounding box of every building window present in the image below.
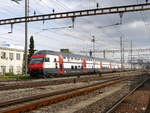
[9,53,14,60]
[1,52,6,59]
[16,53,21,60]
[9,66,13,73]
[1,66,6,74]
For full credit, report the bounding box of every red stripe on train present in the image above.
[59,56,64,74]
[32,55,46,58]
[110,62,112,72]
[29,63,43,70]
[83,57,87,72]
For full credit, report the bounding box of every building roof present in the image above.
[0,46,24,52]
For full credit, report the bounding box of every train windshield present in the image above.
[30,58,44,64]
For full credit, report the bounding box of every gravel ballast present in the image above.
[28,75,148,113]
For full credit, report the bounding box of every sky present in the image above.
[0,0,150,60]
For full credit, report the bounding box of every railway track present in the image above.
[106,77,150,113]
[0,76,117,91]
[0,71,145,91]
[0,76,127,113]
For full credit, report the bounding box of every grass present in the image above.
[0,75,32,81]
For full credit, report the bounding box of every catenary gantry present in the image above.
[80,48,150,53]
[0,3,150,25]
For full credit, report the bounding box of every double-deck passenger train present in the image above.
[28,50,128,78]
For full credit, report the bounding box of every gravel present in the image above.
[0,71,147,113]
[29,83,127,113]
[27,75,148,113]
[113,78,150,113]
[0,80,104,103]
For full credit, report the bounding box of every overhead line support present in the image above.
[0,3,150,25]
[80,48,150,53]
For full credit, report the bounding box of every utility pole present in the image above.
[92,36,95,58]
[92,36,95,72]
[120,37,123,70]
[130,40,133,70]
[24,0,29,75]
[122,38,125,65]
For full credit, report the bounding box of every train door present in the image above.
[44,56,51,69]
[59,56,64,74]
[83,57,87,72]
[110,62,112,72]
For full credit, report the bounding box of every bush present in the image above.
[18,75,31,79]
[5,72,14,76]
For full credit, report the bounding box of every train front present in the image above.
[28,55,46,78]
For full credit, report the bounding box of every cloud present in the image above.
[0,0,150,61]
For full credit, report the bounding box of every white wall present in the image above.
[0,47,24,75]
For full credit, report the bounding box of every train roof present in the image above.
[34,50,120,63]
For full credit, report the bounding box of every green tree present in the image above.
[28,35,35,64]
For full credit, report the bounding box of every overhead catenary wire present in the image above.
[0,0,149,54]
[28,0,81,47]
[137,0,150,39]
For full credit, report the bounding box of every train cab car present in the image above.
[28,50,123,78]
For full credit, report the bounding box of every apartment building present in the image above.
[0,46,24,75]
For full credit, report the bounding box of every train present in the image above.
[28,50,129,78]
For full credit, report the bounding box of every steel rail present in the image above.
[0,3,150,25]
[0,77,126,113]
[0,71,135,91]
[105,77,149,113]
[0,75,119,91]
[0,72,144,91]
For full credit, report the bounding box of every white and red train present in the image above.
[28,50,128,78]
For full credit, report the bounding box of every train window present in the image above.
[45,58,50,62]
[63,57,66,59]
[30,58,44,64]
[81,66,83,69]
[75,66,77,69]
[78,66,80,68]
[54,58,57,62]
[71,66,74,69]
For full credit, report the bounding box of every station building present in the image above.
[0,46,24,75]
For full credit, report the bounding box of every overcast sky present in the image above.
[0,0,150,60]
